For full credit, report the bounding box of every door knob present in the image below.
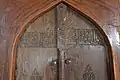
[50,59,57,66]
[65,58,72,64]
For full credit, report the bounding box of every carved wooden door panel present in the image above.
[15,3,108,80]
[56,4,108,80]
[15,8,58,80]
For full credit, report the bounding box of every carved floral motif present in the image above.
[83,64,96,80]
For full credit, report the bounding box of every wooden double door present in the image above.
[15,4,110,80]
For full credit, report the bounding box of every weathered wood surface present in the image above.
[0,0,120,80]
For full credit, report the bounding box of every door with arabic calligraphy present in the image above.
[15,3,109,80]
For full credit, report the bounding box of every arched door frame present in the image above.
[10,1,115,80]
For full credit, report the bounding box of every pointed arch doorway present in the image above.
[11,3,114,80]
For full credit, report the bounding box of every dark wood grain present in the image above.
[0,0,119,80]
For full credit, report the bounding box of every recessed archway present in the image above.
[10,1,114,80]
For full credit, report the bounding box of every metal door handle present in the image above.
[50,58,72,66]
[50,59,58,66]
[65,58,72,64]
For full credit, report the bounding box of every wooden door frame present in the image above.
[9,0,115,80]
